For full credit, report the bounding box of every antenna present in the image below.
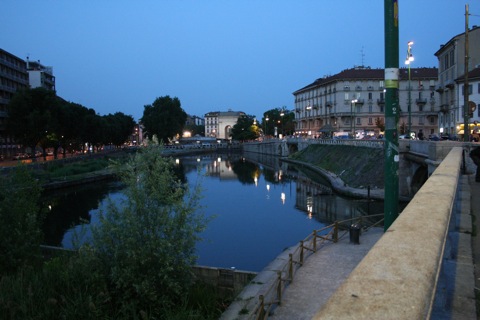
[360,47,365,67]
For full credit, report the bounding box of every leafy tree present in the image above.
[230,115,260,141]
[103,112,136,147]
[184,124,205,137]
[88,138,208,316]
[0,165,43,275]
[262,107,295,136]
[375,117,385,132]
[6,87,61,158]
[141,96,187,143]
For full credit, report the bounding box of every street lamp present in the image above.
[350,99,358,138]
[265,116,269,137]
[405,41,414,138]
[306,105,312,137]
[280,110,285,137]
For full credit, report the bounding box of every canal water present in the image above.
[41,152,385,272]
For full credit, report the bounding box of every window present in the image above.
[356,118,361,125]
[379,80,384,88]
[368,92,373,100]
[368,117,373,125]
[419,116,425,125]
[478,83,480,94]
[450,50,454,67]
[345,93,349,100]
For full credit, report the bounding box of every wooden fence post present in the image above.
[333,221,338,243]
[288,253,293,281]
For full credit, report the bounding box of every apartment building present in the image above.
[293,66,439,138]
[0,48,29,156]
[435,25,480,138]
[26,58,55,91]
[205,110,245,139]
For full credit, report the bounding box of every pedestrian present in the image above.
[470,146,480,182]
[418,129,424,140]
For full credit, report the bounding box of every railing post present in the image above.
[333,221,338,243]
[313,230,317,252]
[288,253,293,281]
[300,240,304,265]
[257,295,265,320]
[277,271,282,305]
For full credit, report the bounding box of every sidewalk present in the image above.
[268,228,384,320]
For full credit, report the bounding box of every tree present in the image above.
[103,112,136,147]
[0,165,43,275]
[140,96,187,143]
[375,117,385,132]
[230,115,260,141]
[262,107,295,136]
[6,88,61,158]
[88,138,208,315]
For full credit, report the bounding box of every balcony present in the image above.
[435,84,444,93]
[326,101,334,108]
[445,80,454,89]
[377,98,385,106]
[440,104,449,113]
[416,98,427,106]
[355,99,365,105]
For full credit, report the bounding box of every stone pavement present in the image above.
[267,228,384,320]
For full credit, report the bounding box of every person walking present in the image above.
[418,129,424,140]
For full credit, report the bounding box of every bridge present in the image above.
[242,138,478,199]
[221,140,479,319]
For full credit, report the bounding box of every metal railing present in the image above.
[251,214,384,319]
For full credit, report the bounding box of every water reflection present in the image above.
[42,153,386,271]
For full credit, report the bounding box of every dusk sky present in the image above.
[2,1,480,121]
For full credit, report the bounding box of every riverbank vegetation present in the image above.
[0,141,225,319]
[289,144,384,189]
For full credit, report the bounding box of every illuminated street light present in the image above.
[405,41,414,137]
[306,105,312,137]
[350,99,358,137]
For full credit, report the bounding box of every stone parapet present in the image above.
[313,147,465,319]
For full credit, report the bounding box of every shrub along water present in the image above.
[0,139,222,319]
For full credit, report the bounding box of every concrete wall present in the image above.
[192,265,257,298]
[313,147,466,319]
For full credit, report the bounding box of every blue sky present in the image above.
[2,1,479,121]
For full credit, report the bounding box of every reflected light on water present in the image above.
[281,192,286,204]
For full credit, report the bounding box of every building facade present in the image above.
[0,49,29,157]
[26,58,55,91]
[435,25,480,138]
[456,67,480,139]
[293,66,439,138]
[205,110,246,139]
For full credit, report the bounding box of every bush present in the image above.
[87,139,209,317]
[0,165,43,275]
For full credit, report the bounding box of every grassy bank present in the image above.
[289,144,384,189]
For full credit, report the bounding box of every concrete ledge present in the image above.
[313,147,463,319]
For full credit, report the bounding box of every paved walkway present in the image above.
[269,227,384,320]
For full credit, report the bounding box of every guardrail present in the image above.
[251,214,384,319]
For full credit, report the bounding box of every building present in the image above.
[435,25,480,139]
[455,67,480,139]
[26,58,55,91]
[293,66,439,138]
[205,109,246,139]
[0,48,29,157]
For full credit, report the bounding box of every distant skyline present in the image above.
[2,1,480,121]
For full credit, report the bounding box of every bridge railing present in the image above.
[249,214,384,320]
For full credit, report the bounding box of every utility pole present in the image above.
[384,0,399,231]
[464,4,470,142]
